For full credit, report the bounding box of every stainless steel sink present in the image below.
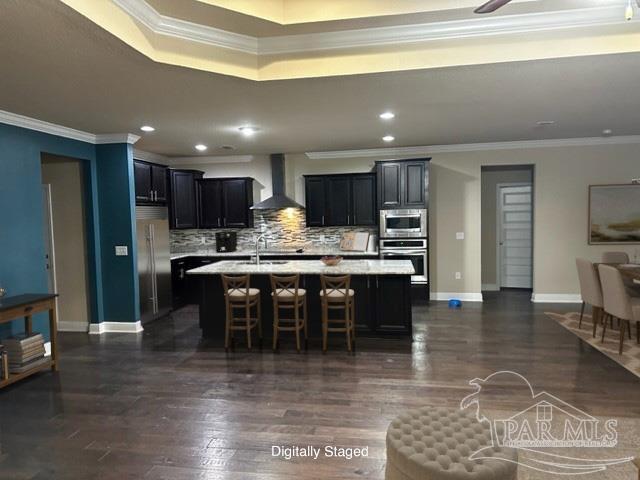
[236,260,289,265]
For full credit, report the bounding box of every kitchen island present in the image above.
[188,259,414,339]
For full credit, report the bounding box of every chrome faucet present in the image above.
[255,233,268,265]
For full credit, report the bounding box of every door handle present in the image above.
[321,215,325,225]
[218,218,221,227]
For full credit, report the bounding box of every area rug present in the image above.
[546,311,640,378]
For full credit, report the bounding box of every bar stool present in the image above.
[319,274,355,353]
[270,274,307,352]
[221,274,262,351]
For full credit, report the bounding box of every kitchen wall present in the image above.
[171,208,376,251]
[175,142,640,299]
[480,165,534,289]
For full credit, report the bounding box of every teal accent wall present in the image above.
[0,122,140,340]
[95,144,140,323]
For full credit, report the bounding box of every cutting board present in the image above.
[340,232,370,251]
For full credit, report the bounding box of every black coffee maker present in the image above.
[215,232,237,252]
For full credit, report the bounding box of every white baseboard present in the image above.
[57,321,88,332]
[531,293,582,303]
[89,321,144,334]
[481,283,500,291]
[431,292,484,302]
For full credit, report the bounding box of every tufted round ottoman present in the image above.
[385,407,517,480]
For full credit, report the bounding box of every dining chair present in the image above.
[221,274,262,351]
[575,258,604,336]
[601,251,630,264]
[597,264,639,354]
[270,273,307,352]
[319,274,355,353]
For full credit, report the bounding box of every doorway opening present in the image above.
[41,154,90,332]
[481,165,534,294]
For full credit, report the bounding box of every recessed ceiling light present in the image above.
[379,111,395,120]
[140,125,155,132]
[602,129,613,137]
[195,144,208,151]
[382,135,395,143]
[239,126,258,137]
[535,120,556,126]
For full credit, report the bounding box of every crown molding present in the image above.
[166,155,255,166]
[111,1,630,56]
[305,136,640,159]
[0,109,96,143]
[95,133,141,145]
[113,0,257,54]
[0,109,140,145]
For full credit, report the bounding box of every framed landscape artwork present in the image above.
[589,184,640,244]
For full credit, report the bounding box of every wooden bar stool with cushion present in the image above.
[221,274,262,351]
[575,258,604,336]
[319,274,355,353]
[598,264,640,355]
[270,274,307,352]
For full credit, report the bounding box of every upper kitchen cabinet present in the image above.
[376,158,430,210]
[197,177,254,229]
[168,169,203,229]
[304,176,326,227]
[304,173,376,227]
[134,160,168,205]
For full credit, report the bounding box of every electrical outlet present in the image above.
[115,245,128,256]
[455,272,462,280]
[456,232,465,240]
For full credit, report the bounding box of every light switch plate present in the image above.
[455,272,462,280]
[115,245,128,256]
[456,232,465,240]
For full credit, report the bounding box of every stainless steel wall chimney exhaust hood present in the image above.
[251,154,304,210]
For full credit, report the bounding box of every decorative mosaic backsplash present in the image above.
[170,208,377,251]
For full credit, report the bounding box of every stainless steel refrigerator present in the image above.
[136,206,172,323]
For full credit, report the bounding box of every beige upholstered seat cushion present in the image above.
[320,288,355,299]
[272,288,306,299]
[386,407,517,480]
[227,288,260,298]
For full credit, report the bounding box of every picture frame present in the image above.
[588,184,640,244]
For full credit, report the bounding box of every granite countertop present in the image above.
[170,247,379,261]
[187,259,414,276]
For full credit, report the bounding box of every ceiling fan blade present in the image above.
[474,0,514,14]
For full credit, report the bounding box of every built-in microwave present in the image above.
[379,209,427,238]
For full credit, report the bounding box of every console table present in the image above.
[0,293,58,389]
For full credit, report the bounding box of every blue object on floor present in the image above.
[448,299,462,308]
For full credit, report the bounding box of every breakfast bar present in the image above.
[188,259,415,339]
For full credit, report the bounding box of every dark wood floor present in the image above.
[1,291,639,479]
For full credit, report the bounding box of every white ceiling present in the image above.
[0,0,639,157]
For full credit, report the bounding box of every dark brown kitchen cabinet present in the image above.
[197,177,253,229]
[325,176,351,226]
[351,174,377,226]
[168,169,203,229]
[304,173,376,227]
[376,158,430,210]
[374,275,411,335]
[134,160,167,205]
[197,180,222,228]
[304,176,326,226]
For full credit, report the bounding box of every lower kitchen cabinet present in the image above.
[373,275,412,335]
[171,259,189,309]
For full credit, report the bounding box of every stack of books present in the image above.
[4,333,48,374]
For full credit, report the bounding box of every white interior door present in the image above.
[498,184,533,289]
[42,185,57,294]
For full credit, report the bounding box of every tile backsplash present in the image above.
[170,208,377,251]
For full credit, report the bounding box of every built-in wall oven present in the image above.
[380,209,427,239]
[379,238,428,284]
